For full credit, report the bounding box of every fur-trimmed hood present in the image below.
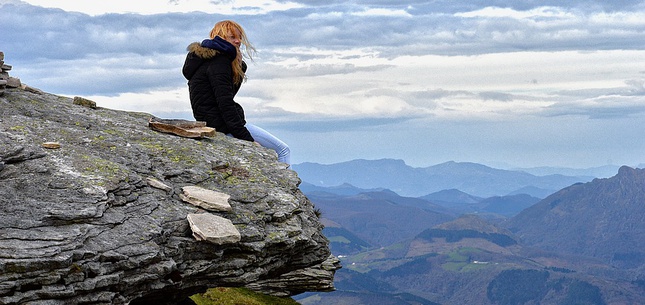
[186,42,219,59]
[187,36,237,59]
[182,36,237,80]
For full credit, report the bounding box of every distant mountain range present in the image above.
[295,162,645,304]
[293,159,601,197]
[511,164,623,178]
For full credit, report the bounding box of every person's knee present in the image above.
[278,145,291,164]
[280,145,290,156]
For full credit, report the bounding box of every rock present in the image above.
[6,76,20,88]
[246,255,341,296]
[148,117,216,138]
[0,86,338,305]
[187,213,241,244]
[146,177,173,192]
[22,84,44,94]
[73,96,97,109]
[180,185,232,212]
[0,53,12,96]
[42,141,61,149]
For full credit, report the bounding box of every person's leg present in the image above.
[245,123,291,165]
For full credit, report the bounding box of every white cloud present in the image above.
[590,11,645,26]
[17,0,304,15]
[84,48,645,127]
[346,50,639,120]
[88,88,192,115]
[351,8,412,17]
[456,6,575,19]
[306,11,344,20]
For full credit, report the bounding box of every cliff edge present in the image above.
[0,55,339,304]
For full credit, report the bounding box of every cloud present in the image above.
[3,0,645,167]
[15,0,305,15]
[456,6,575,19]
[351,7,412,17]
[11,52,186,95]
[541,79,645,119]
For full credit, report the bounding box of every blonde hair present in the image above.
[209,20,256,85]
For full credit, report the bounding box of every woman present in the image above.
[182,20,290,165]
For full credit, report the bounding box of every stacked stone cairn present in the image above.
[0,51,9,96]
[0,51,42,96]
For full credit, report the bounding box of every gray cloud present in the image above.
[543,96,645,119]
[4,0,644,65]
[2,0,645,167]
[255,116,418,132]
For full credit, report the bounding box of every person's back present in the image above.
[183,20,291,165]
[183,39,253,141]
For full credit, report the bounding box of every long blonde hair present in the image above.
[209,20,256,85]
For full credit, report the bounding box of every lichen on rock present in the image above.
[0,86,338,305]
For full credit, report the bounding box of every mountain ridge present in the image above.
[505,165,645,269]
[293,158,594,197]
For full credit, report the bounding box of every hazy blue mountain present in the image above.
[419,189,484,214]
[506,185,555,198]
[513,164,619,178]
[420,190,540,217]
[505,166,645,270]
[299,181,386,196]
[293,159,591,197]
[307,190,454,247]
[480,194,541,217]
[304,183,541,221]
[421,188,483,204]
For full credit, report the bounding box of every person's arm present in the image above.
[182,45,204,80]
[208,57,254,141]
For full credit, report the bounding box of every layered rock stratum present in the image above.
[0,66,339,304]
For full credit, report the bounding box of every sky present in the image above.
[1,0,645,169]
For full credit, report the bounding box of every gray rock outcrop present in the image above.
[1,51,10,95]
[0,52,42,96]
[0,77,339,304]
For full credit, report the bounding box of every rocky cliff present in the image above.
[0,56,339,304]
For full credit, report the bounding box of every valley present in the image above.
[292,160,645,305]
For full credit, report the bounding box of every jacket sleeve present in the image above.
[182,52,202,80]
[207,57,254,142]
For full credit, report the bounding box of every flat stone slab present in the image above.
[187,213,241,244]
[146,178,172,192]
[148,118,215,138]
[180,186,232,212]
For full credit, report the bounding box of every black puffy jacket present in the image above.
[182,39,253,141]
